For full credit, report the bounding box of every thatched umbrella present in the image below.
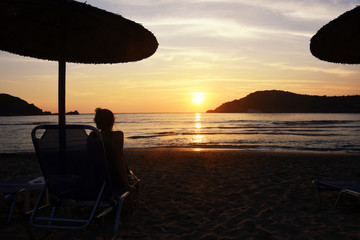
[310,6,360,64]
[0,0,158,125]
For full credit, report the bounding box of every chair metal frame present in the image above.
[29,124,138,240]
[313,179,360,208]
[0,175,41,222]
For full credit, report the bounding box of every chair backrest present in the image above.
[31,125,114,201]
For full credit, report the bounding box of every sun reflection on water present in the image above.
[193,134,204,143]
[192,113,204,145]
[195,112,201,121]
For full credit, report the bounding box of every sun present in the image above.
[192,93,204,105]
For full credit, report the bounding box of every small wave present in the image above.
[127,131,177,139]
[161,143,360,153]
[273,120,359,126]
[0,121,54,126]
[127,130,342,139]
[128,135,158,139]
[158,131,177,135]
[187,144,360,153]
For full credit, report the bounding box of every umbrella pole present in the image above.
[58,60,66,126]
[58,60,66,156]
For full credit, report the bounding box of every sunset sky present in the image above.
[1,0,360,113]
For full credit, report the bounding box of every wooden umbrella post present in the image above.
[58,60,66,126]
[58,60,66,155]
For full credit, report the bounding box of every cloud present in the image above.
[265,62,360,77]
[91,0,360,58]
[2,0,360,112]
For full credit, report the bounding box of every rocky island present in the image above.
[207,90,360,113]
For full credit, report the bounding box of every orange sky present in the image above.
[1,0,360,113]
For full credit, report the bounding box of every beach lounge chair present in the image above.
[313,180,360,208]
[0,174,41,222]
[29,125,140,240]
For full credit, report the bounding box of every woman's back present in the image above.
[101,131,128,188]
[94,108,136,190]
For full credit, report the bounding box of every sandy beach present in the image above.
[1,148,360,239]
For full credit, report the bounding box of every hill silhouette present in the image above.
[0,93,51,116]
[207,90,360,113]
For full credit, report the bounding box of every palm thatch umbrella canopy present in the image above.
[310,6,360,64]
[0,0,158,125]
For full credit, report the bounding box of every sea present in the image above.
[0,113,360,154]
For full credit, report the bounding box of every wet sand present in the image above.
[1,149,360,239]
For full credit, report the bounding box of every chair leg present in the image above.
[47,205,57,226]
[7,189,25,222]
[113,199,123,238]
[312,180,322,208]
[136,181,141,207]
[333,190,345,209]
[112,192,129,240]
[29,184,47,225]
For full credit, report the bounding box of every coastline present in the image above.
[1,148,360,239]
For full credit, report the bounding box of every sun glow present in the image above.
[192,93,204,105]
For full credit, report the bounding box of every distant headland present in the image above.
[0,93,79,116]
[207,90,360,113]
[0,93,51,116]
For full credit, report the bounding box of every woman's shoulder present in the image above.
[111,130,124,136]
[111,131,124,143]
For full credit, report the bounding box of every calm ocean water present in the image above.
[0,113,359,154]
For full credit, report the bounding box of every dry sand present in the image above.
[1,148,360,239]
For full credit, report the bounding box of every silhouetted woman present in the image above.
[94,108,138,191]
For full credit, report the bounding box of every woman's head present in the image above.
[94,108,115,131]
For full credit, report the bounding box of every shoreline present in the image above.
[2,146,360,155]
[1,148,360,239]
